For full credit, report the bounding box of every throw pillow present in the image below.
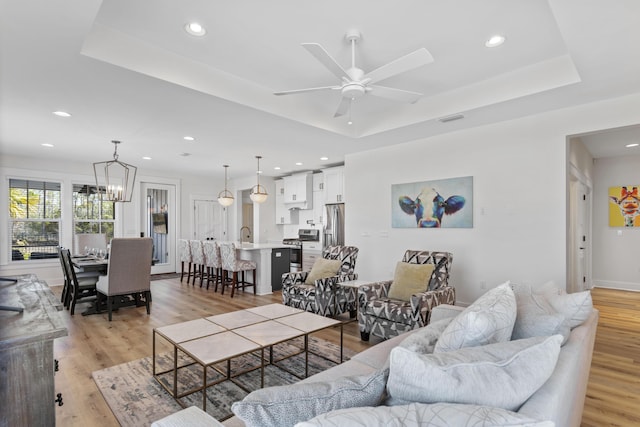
[386,335,563,411]
[510,282,570,342]
[399,317,454,354]
[304,258,342,285]
[434,281,516,352]
[231,368,389,427]
[534,280,593,328]
[387,262,435,301]
[295,402,554,427]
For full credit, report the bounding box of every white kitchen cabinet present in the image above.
[275,179,294,225]
[302,241,322,271]
[312,172,324,192]
[323,166,345,203]
[284,172,313,209]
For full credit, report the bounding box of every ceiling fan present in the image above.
[274,29,434,119]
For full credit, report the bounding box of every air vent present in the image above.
[439,114,465,123]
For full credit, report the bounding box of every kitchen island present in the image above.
[234,243,291,295]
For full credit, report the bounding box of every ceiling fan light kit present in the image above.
[274,29,434,120]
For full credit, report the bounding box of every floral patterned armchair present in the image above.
[357,250,455,341]
[282,245,359,317]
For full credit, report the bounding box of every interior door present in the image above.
[193,199,225,241]
[575,182,592,291]
[140,182,176,274]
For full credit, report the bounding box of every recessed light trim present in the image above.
[295,162,303,166]
[320,157,329,161]
[485,34,506,48]
[52,111,71,117]
[274,166,281,170]
[184,22,206,37]
[41,143,54,147]
[626,143,639,148]
[183,136,195,141]
[142,156,152,160]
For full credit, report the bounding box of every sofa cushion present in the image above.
[510,283,570,342]
[387,335,563,411]
[295,402,554,427]
[387,262,435,301]
[231,368,388,427]
[399,317,453,354]
[434,282,516,352]
[305,258,342,285]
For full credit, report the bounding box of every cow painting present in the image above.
[399,188,466,228]
[609,186,640,227]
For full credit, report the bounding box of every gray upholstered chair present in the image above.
[357,250,455,341]
[74,233,107,255]
[219,242,256,297]
[96,238,153,321]
[202,240,222,291]
[282,245,359,317]
[178,239,192,283]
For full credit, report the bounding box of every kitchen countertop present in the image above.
[233,242,290,250]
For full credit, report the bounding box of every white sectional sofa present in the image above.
[152,282,598,427]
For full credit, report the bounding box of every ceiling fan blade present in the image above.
[274,85,339,96]
[364,48,434,84]
[333,97,350,117]
[302,43,350,80]
[369,85,423,103]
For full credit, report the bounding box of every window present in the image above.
[72,184,115,241]
[9,179,61,260]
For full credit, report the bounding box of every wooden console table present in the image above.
[0,274,68,427]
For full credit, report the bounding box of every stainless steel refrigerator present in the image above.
[324,203,345,248]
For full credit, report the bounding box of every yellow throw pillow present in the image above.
[387,262,435,301]
[305,258,343,285]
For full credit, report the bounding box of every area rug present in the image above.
[93,336,354,426]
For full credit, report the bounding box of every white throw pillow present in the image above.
[295,402,554,427]
[434,281,516,353]
[510,282,569,342]
[232,368,388,427]
[387,335,563,411]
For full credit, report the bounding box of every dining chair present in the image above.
[219,242,256,297]
[178,239,193,283]
[202,240,222,291]
[96,238,153,321]
[59,248,100,315]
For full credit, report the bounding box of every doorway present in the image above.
[568,174,592,293]
[141,182,176,274]
[193,199,226,241]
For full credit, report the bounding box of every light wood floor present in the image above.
[50,281,639,426]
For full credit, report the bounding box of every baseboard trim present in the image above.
[593,280,640,292]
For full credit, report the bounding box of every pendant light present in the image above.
[93,140,137,202]
[249,155,268,203]
[217,164,234,207]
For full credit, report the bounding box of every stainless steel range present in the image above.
[282,229,320,272]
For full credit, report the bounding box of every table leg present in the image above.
[152,331,156,376]
[340,323,344,363]
[173,345,178,398]
[304,334,309,377]
[261,348,265,388]
[202,364,207,411]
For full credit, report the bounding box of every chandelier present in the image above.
[93,140,137,202]
[217,164,234,207]
[249,155,268,203]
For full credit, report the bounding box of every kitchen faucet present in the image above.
[240,226,252,243]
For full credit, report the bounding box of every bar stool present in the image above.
[219,242,256,297]
[189,240,206,287]
[178,239,192,283]
[202,240,222,291]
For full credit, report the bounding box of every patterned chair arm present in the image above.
[281,271,309,289]
[358,280,393,303]
[410,286,456,326]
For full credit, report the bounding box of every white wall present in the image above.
[345,93,640,305]
[592,155,640,291]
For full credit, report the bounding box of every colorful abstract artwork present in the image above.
[609,186,640,227]
[392,176,473,228]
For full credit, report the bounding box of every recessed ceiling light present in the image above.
[320,157,328,161]
[274,166,281,170]
[41,143,54,147]
[142,156,152,160]
[485,35,506,48]
[626,143,639,148]
[52,111,71,117]
[295,162,303,166]
[184,22,206,37]
[183,136,195,141]
[347,120,353,125]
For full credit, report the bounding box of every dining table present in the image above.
[71,255,109,274]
